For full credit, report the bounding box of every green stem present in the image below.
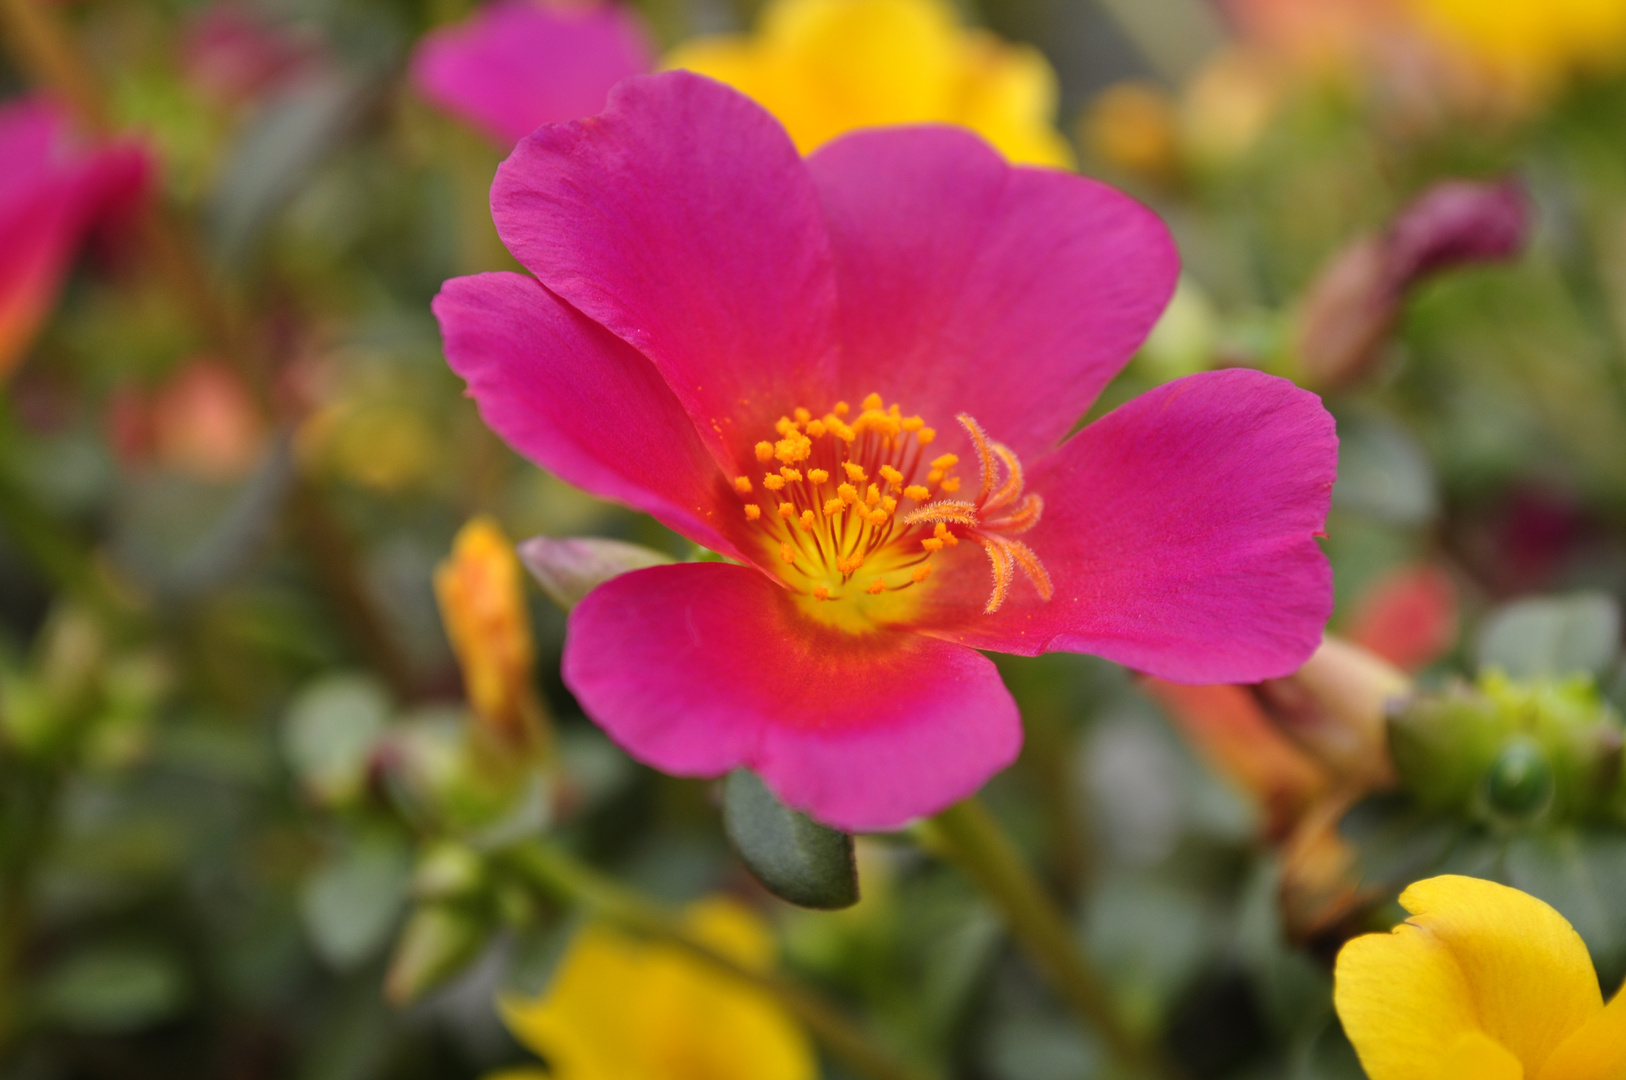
[923,798,1183,1080]
[501,840,939,1080]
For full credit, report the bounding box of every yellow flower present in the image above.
[1335,875,1626,1080]
[1405,0,1626,96]
[663,0,1075,168]
[497,899,816,1080]
[434,516,548,748]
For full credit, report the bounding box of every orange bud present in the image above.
[434,516,548,750]
[1083,82,1179,182]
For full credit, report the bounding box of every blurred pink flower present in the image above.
[433,72,1337,830]
[109,359,267,480]
[181,4,325,105]
[0,99,150,382]
[411,0,653,148]
[1344,564,1458,671]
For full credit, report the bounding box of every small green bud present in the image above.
[412,842,486,901]
[383,903,488,1006]
[1483,738,1553,820]
[1389,671,1625,825]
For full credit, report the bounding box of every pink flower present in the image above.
[411,0,653,148]
[433,72,1338,831]
[0,99,149,382]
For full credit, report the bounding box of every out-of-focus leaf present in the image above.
[1341,794,1461,890]
[282,673,390,805]
[1086,873,1217,1023]
[159,434,296,599]
[1477,592,1620,679]
[722,769,858,910]
[299,836,411,971]
[982,1014,1097,1080]
[110,437,296,599]
[1331,412,1437,526]
[1504,828,1626,988]
[37,944,189,1032]
[209,71,370,263]
[517,535,673,611]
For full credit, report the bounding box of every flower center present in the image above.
[731,393,1053,630]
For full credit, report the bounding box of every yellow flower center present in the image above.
[732,392,1053,631]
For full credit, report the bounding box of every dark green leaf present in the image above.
[722,770,858,910]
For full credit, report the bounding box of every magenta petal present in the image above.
[434,272,744,557]
[0,99,150,375]
[920,369,1336,683]
[491,72,839,469]
[564,562,1023,832]
[808,126,1178,459]
[411,0,653,148]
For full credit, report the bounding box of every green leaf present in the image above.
[1330,412,1438,527]
[1503,829,1626,987]
[1478,592,1620,679]
[299,836,411,971]
[208,72,369,264]
[281,673,390,805]
[38,944,189,1032]
[722,770,858,910]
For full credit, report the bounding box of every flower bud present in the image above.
[1083,81,1179,183]
[1343,564,1458,672]
[1388,671,1623,825]
[434,517,548,750]
[1483,737,1553,821]
[1255,636,1410,788]
[383,902,489,1006]
[412,841,486,901]
[516,534,673,611]
[1295,177,1528,390]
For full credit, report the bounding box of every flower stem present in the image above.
[923,798,1183,1080]
[501,840,940,1080]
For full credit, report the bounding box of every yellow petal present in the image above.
[1400,876,1602,1074]
[1441,1031,1526,1080]
[1540,980,1626,1080]
[954,34,1076,169]
[1335,918,1482,1080]
[498,902,816,1080]
[685,897,778,971]
[499,923,649,1079]
[662,0,1070,165]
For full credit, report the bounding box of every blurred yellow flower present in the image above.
[434,516,549,749]
[497,898,816,1080]
[1082,81,1179,181]
[1405,0,1626,95]
[664,0,1075,167]
[1335,875,1626,1080]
